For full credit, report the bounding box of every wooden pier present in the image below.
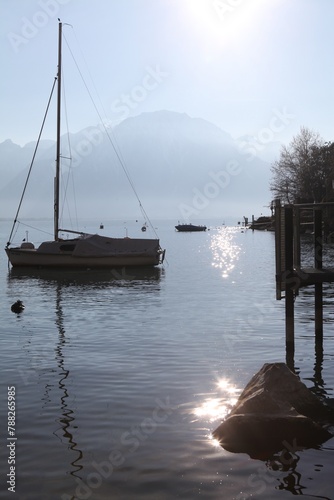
[274,199,334,358]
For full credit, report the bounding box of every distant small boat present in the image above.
[175,223,207,232]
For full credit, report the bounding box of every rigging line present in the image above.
[63,33,159,239]
[6,78,57,247]
[69,26,127,175]
[71,170,79,230]
[14,221,53,237]
[11,221,20,244]
[104,129,159,239]
[59,62,77,230]
[71,26,110,126]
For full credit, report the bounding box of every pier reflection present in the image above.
[286,318,331,405]
[197,369,334,500]
[267,451,332,499]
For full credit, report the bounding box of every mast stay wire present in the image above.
[6,78,57,247]
[62,27,160,240]
[59,62,79,232]
[69,27,127,178]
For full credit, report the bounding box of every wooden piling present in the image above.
[314,208,323,341]
[314,208,323,270]
[284,206,295,351]
[273,201,334,361]
[293,208,301,268]
[314,284,323,342]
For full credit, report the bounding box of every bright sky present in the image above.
[1,0,333,146]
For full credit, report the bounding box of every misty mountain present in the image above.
[0,111,273,220]
[236,134,282,163]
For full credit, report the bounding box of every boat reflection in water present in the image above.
[8,265,163,287]
[8,270,85,478]
[7,266,163,481]
[53,283,83,477]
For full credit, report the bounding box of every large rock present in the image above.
[213,363,333,457]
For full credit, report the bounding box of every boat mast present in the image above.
[54,21,62,241]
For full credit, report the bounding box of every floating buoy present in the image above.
[11,300,25,313]
[100,223,104,229]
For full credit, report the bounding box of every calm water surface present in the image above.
[1,219,334,499]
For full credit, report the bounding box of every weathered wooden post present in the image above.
[294,207,301,268]
[314,208,323,342]
[274,201,334,369]
[285,205,295,353]
[274,199,282,300]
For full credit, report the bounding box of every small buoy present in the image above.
[100,223,104,229]
[11,300,25,313]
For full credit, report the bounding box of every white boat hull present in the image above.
[6,234,164,268]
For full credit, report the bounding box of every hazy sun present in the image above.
[184,0,278,51]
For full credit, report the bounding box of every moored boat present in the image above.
[175,223,207,232]
[5,22,165,269]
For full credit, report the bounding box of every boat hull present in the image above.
[6,234,164,268]
[175,224,207,232]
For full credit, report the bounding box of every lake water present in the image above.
[1,218,334,500]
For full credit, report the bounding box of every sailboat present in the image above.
[5,22,165,269]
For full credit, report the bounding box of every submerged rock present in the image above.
[213,363,333,457]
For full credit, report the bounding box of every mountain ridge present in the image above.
[0,110,275,219]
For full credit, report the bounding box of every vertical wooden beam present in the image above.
[274,199,282,300]
[285,206,294,271]
[314,340,323,385]
[314,283,323,341]
[285,206,294,352]
[294,207,301,268]
[285,287,295,358]
[314,209,323,270]
[314,208,323,342]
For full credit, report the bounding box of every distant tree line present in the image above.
[270,127,334,204]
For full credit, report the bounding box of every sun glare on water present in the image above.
[192,378,241,425]
[210,226,241,278]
